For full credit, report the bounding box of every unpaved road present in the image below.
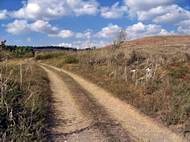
[41,66,131,142]
[41,64,187,142]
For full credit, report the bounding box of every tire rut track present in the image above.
[55,69,133,142]
[41,66,106,142]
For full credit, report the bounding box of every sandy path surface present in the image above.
[41,66,106,142]
[44,64,187,142]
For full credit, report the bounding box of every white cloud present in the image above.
[6,19,74,38]
[153,5,190,24]
[30,20,58,34]
[125,0,174,11]
[177,20,190,34]
[0,10,8,20]
[96,24,122,38]
[126,22,172,39]
[57,30,74,38]
[137,6,169,21]
[6,20,30,34]
[76,30,92,39]
[127,22,145,32]
[101,2,128,19]
[124,0,190,26]
[12,2,46,19]
[11,0,99,20]
[69,0,99,16]
[137,5,190,24]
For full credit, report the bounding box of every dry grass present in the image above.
[0,61,51,141]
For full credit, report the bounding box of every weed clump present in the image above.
[127,50,146,66]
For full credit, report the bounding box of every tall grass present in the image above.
[0,62,51,141]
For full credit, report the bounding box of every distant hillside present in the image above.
[126,35,190,47]
[105,35,190,49]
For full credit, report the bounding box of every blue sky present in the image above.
[0,0,190,48]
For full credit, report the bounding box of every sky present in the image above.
[0,0,190,48]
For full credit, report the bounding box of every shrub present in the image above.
[127,50,146,66]
[13,47,33,58]
[64,55,79,64]
[35,52,65,60]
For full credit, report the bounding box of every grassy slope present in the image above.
[0,61,51,141]
[37,36,190,136]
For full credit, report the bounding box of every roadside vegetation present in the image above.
[0,41,34,61]
[35,51,66,60]
[36,51,79,66]
[0,60,51,141]
[12,46,34,58]
[0,47,34,60]
[36,36,190,137]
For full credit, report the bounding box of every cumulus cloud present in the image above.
[11,0,99,20]
[125,0,174,11]
[137,5,190,24]
[30,20,58,34]
[56,30,74,38]
[153,5,190,24]
[6,20,30,34]
[0,10,8,20]
[96,24,122,38]
[124,0,190,27]
[69,0,99,16]
[6,19,74,38]
[126,22,171,39]
[177,20,190,34]
[87,22,172,45]
[101,2,128,19]
[76,30,92,39]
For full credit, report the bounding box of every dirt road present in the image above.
[41,66,131,142]
[41,64,187,142]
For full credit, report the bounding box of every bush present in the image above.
[64,55,79,64]
[12,47,33,58]
[127,50,146,66]
[35,52,65,60]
